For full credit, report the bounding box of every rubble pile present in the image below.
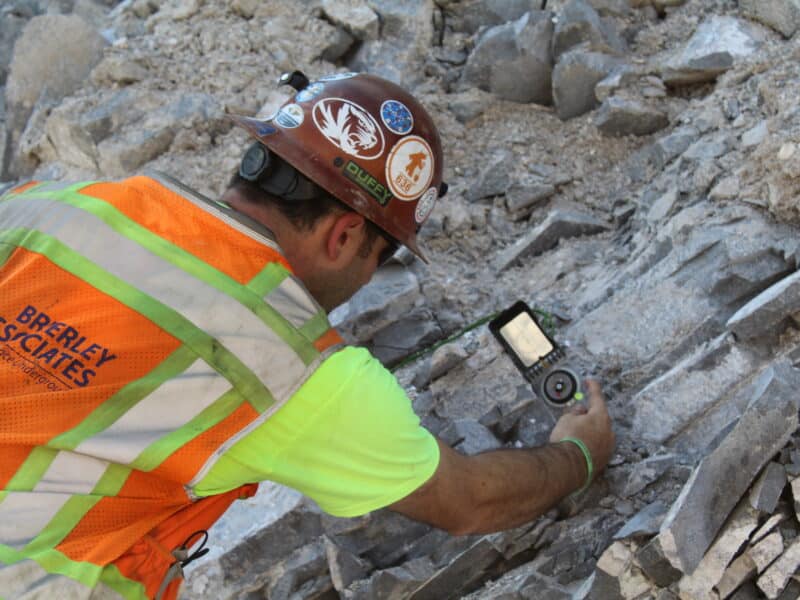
[3,0,800,598]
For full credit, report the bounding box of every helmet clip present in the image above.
[278,71,310,92]
[239,142,321,202]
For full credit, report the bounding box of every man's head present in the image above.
[226,71,445,310]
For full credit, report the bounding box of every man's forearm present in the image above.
[455,441,589,534]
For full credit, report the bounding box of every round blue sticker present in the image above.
[380,100,414,135]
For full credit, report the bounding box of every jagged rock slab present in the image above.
[324,536,370,593]
[748,462,786,514]
[757,537,800,599]
[588,541,633,599]
[659,16,764,86]
[408,537,504,600]
[494,207,609,271]
[727,270,800,340]
[462,11,554,104]
[635,537,682,588]
[677,500,760,600]
[739,0,800,38]
[439,419,502,455]
[467,149,514,201]
[631,334,758,444]
[594,97,669,137]
[657,364,800,575]
[613,501,668,540]
[552,0,626,59]
[553,50,625,120]
[348,557,436,600]
[445,0,546,34]
[320,0,379,40]
[622,454,676,497]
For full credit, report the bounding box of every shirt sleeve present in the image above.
[193,346,440,517]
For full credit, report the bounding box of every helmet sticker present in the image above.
[275,104,304,128]
[296,82,325,103]
[313,98,385,160]
[343,160,393,206]
[319,72,358,81]
[385,135,434,201]
[381,100,414,135]
[415,187,437,224]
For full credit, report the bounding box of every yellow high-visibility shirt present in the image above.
[195,346,440,517]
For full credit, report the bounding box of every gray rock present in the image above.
[650,126,700,169]
[447,0,546,34]
[429,342,470,381]
[727,270,800,340]
[636,537,682,588]
[622,454,676,497]
[98,127,175,176]
[505,178,556,219]
[321,26,356,63]
[660,16,765,86]
[349,557,436,600]
[462,11,554,104]
[613,501,668,540]
[321,0,379,40]
[440,419,503,455]
[447,88,493,123]
[467,149,514,201]
[347,0,434,88]
[677,500,760,600]
[369,305,443,366]
[90,54,149,86]
[631,334,759,445]
[657,364,800,575]
[594,97,669,137]
[0,8,37,86]
[324,537,370,593]
[739,0,800,38]
[552,50,625,120]
[749,462,786,514]
[587,541,631,599]
[757,537,800,599]
[594,65,638,102]
[741,120,769,148]
[552,0,626,60]
[494,206,609,271]
[409,537,504,600]
[4,13,106,177]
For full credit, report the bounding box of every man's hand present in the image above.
[549,379,615,480]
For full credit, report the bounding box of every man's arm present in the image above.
[389,380,614,535]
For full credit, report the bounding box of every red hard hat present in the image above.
[229,71,445,262]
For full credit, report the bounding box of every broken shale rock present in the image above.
[739,0,800,38]
[494,207,609,271]
[727,269,800,341]
[657,364,800,575]
[552,50,625,120]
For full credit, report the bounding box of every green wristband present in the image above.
[560,437,593,494]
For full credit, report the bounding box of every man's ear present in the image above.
[324,212,366,266]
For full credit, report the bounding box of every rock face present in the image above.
[3,1,800,600]
[4,13,106,177]
[739,0,800,38]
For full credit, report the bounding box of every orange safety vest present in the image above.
[0,175,342,599]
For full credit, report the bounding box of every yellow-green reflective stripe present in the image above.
[0,547,144,599]
[56,188,319,367]
[247,261,290,297]
[0,240,16,268]
[1,192,310,404]
[134,387,244,472]
[73,358,232,467]
[5,447,58,491]
[0,227,274,415]
[93,463,131,497]
[50,347,198,451]
[22,495,101,555]
[299,311,331,342]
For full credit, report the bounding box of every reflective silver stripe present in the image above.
[0,559,124,599]
[34,452,108,495]
[0,196,308,405]
[74,359,231,465]
[0,493,70,549]
[265,275,320,328]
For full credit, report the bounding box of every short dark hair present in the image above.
[227,172,382,258]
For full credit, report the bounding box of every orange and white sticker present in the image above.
[385,136,433,201]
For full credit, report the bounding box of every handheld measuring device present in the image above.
[489,301,584,408]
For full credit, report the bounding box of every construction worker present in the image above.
[0,71,614,599]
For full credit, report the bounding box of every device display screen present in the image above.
[499,312,554,368]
